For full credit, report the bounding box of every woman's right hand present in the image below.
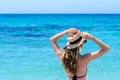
[81,32,94,40]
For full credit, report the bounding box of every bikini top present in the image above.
[68,68,87,80]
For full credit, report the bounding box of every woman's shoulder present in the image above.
[79,53,91,64]
[81,53,91,58]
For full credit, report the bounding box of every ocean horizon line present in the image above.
[0,13,120,15]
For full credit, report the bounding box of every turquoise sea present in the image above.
[0,14,120,80]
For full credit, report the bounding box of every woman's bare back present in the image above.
[67,55,88,80]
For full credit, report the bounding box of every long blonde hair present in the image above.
[63,40,87,75]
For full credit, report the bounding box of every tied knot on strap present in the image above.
[73,75,77,80]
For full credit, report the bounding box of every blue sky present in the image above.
[0,0,120,14]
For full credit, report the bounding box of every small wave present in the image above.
[0,26,41,32]
[96,20,120,24]
[12,34,44,38]
[0,54,30,59]
[43,24,69,30]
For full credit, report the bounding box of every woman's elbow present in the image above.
[50,37,55,42]
[105,46,111,52]
[50,37,53,41]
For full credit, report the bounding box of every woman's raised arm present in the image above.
[81,32,111,63]
[50,28,78,61]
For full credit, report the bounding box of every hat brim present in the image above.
[66,39,85,49]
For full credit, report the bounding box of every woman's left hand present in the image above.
[81,32,93,40]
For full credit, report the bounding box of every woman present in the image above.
[50,28,110,80]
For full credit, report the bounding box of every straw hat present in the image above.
[66,31,85,49]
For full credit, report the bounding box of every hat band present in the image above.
[69,37,82,45]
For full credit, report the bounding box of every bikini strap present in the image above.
[68,68,87,79]
[77,68,87,78]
